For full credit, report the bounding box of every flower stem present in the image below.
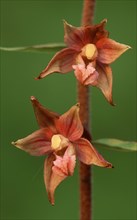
[78,0,96,220]
[81,0,95,26]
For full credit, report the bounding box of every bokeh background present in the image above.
[0,0,136,219]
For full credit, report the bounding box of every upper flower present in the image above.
[36,19,130,105]
[12,96,112,204]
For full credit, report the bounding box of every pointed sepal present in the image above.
[31,96,59,131]
[44,146,76,205]
[96,38,131,64]
[75,138,112,168]
[96,63,114,105]
[56,104,83,141]
[36,48,78,79]
[11,128,53,156]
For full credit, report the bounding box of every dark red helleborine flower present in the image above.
[12,96,112,204]
[36,19,130,105]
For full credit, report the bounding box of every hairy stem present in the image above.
[81,0,95,26]
[78,0,96,220]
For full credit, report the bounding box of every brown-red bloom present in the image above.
[12,96,112,204]
[36,20,130,105]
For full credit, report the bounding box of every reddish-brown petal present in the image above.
[31,96,59,133]
[36,48,78,79]
[56,104,83,141]
[93,19,109,43]
[11,128,53,156]
[64,20,85,49]
[48,170,67,205]
[74,138,112,168]
[44,153,58,205]
[44,153,67,205]
[96,38,131,64]
[96,62,114,105]
[45,145,76,205]
[64,19,109,49]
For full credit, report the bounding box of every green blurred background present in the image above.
[0,0,136,219]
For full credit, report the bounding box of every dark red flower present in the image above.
[36,20,130,105]
[12,96,112,204]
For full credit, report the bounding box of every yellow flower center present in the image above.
[51,134,69,151]
[81,43,98,60]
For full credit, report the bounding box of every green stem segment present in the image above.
[78,0,96,220]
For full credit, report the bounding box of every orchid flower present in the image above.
[36,19,130,105]
[12,96,112,204]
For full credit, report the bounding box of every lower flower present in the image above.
[12,96,113,204]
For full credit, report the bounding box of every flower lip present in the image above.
[72,63,99,86]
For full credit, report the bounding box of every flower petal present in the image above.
[36,48,78,79]
[93,19,109,43]
[96,62,114,105]
[64,19,108,49]
[47,169,67,205]
[96,38,131,64]
[64,20,84,49]
[11,128,53,156]
[46,145,76,204]
[44,154,55,193]
[44,153,60,205]
[31,96,59,132]
[74,138,112,168]
[56,104,83,141]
